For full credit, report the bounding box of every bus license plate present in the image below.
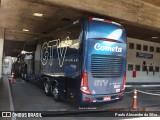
[103,96,111,101]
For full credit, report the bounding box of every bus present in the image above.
[28,17,127,105]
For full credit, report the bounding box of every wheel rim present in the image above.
[44,83,49,93]
[53,86,58,99]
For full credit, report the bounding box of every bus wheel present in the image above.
[24,73,27,80]
[21,73,23,78]
[21,73,24,80]
[44,81,51,96]
[52,84,61,101]
[24,73,28,81]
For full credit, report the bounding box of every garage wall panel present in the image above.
[127,37,160,83]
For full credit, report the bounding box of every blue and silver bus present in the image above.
[30,17,127,105]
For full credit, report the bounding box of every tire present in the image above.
[44,81,51,96]
[52,84,61,101]
[24,73,27,80]
[24,73,29,82]
[21,73,24,80]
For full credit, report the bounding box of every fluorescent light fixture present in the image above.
[151,36,159,39]
[33,13,43,17]
[23,29,29,32]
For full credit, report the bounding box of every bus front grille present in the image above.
[91,54,123,78]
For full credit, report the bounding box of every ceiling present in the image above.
[0,0,160,56]
[0,0,83,42]
[142,0,160,7]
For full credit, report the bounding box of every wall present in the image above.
[127,37,160,83]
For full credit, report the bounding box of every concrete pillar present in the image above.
[0,28,4,81]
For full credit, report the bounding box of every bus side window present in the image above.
[53,49,58,58]
[54,21,81,49]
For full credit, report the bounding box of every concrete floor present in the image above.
[0,76,160,120]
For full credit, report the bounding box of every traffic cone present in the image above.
[132,89,137,109]
[10,72,15,83]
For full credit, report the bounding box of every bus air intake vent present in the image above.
[91,55,123,78]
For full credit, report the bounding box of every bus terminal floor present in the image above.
[0,76,160,115]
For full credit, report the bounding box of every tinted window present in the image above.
[142,66,147,71]
[41,21,81,73]
[52,21,81,57]
[136,44,141,50]
[143,45,148,51]
[155,66,159,72]
[135,65,140,71]
[128,64,133,71]
[150,46,154,52]
[149,66,153,72]
[156,47,160,53]
[88,20,126,42]
[129,43,134,49]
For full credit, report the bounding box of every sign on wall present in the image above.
[136,52,153,59]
